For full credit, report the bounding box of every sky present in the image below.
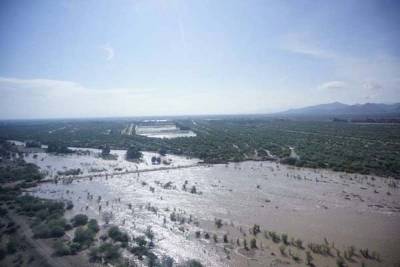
[0,0,399,119]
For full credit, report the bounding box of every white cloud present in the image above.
[281,33,400,104]
[100,44,115,61]
[318,81,348,90]
[280,33,336,59]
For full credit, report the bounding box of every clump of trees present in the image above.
[15,195,68,239]
[126,146,143,161]
[47,143,73,154]
[0,162,43,182]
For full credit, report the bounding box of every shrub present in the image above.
[108,226,129,243]
[102,211,114,224]
[87,219,99,233]
[33,221,65,239]
[170,212,177,222]
[134,235,147,247]
[53,240,71,256]
[282,234,289,245]
[306,251,314,266]
[126,147,142,161]
[336,257,346,267]
[89,243,121,263]
[178,259,203,267]
[269,231,281,243]
[0,248,5,260]
[32,224,50,238]
[147,251,160,267]
[6,239,17,254]
[243,239,249,250]
[49,225,66,238]
[252,224,261,236]
[145,226,154,241]
[190,186,197,194]
[66,201,74,210]
[72,214,88,227]
[213,234,218,243]
[294,238,304,249]
[161,256,174,267]
[308,242,331,256]
[0,207,7,216]
[279,245,287,256]
[73,227,95,248]
[250,238,257,249]
[215,218,223,228]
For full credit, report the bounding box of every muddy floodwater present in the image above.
[26,148,400,266]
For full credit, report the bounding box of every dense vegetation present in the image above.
[0,117,399,178]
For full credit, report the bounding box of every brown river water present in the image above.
[25,148,400,266]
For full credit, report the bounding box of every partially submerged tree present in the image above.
[126,146,143,161]
[101,145,111,156]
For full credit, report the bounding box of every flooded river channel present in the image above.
[25,148,400,266]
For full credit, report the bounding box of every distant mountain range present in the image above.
[279,102,400,116]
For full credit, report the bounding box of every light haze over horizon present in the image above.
[0,0,399,119]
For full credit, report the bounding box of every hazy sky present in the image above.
[0,0,399,119]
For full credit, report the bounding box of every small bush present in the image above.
[108,226,129,243]
[33,221,65,239]
[306,251,314,266]
[215,218,223,228]
[178,259,203,267]
[7,239,17,254]
[53,240,71,256]
[250,238,257,249]
[0,248,6,260]
[89,243,121,263]
[213,234,218,243]
[282,234,289,245]
[294,238,304,249]
[87,219,99,233]
[252,224,261,236]
[66,201,74,210]
[72,214,88,227]
[269,231,281,243]
[73,227,95,248]
[145,226,154,241]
